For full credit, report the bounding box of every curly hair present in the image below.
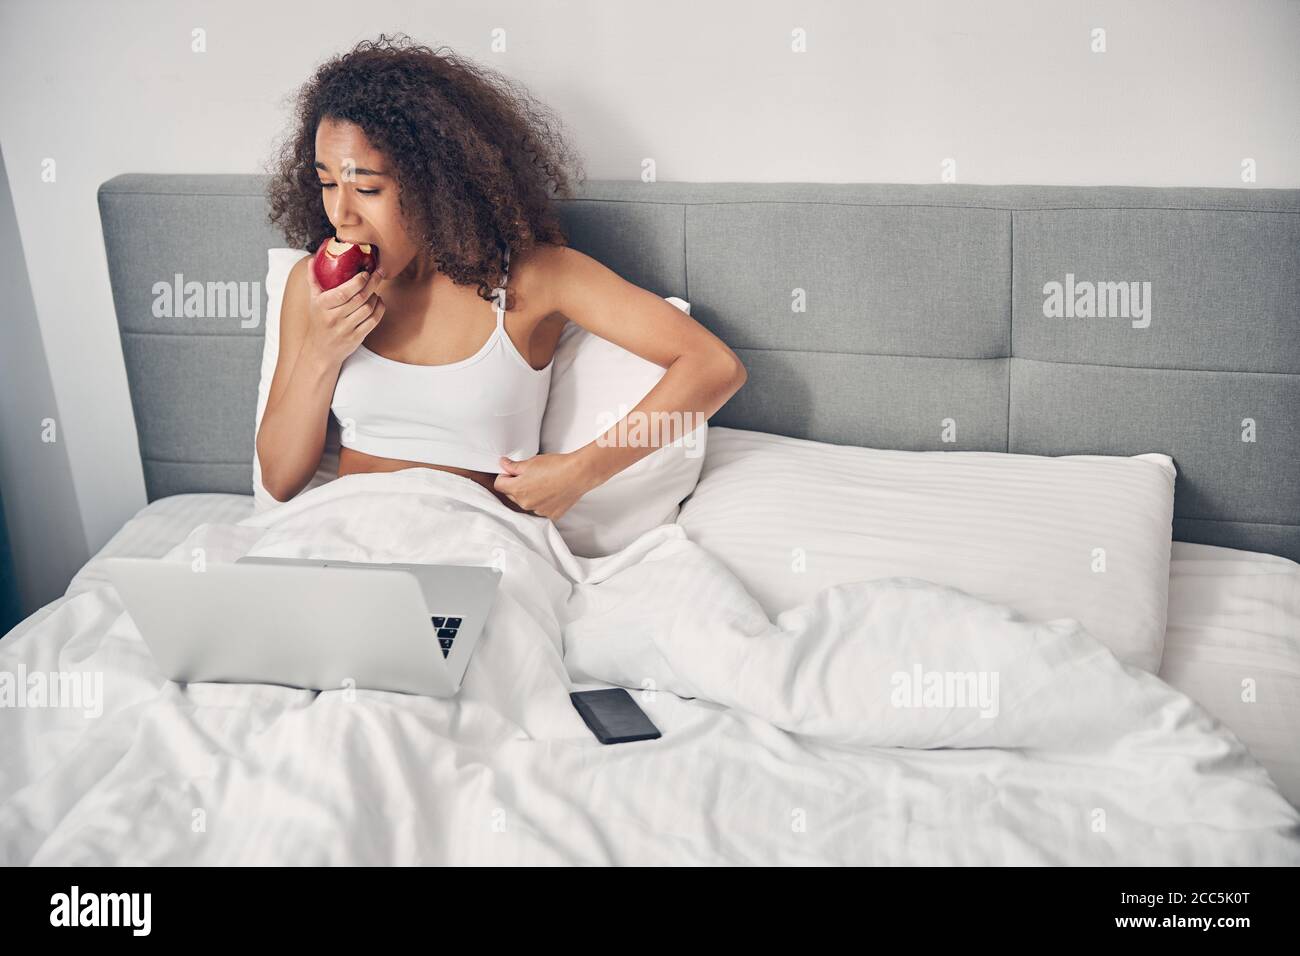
[266,33,584,305]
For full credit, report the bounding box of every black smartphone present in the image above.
[570,688,662,744]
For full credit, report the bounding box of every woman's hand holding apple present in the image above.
[303,262,387,367]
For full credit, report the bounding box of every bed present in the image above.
[0,177,1297,865]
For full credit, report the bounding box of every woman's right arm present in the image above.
[256,256,386,502]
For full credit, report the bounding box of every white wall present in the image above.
[1,0,1297,609]
[0,145,88,616]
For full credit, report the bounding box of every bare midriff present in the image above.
[337,445,528,514]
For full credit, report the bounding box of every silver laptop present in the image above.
[104,556,502,697]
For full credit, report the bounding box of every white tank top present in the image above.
[330,247,554,473]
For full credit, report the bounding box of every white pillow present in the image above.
[252,249,340,511]
[676,426,1176,673]
[540,297,707,558]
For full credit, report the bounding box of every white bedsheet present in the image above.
[56,491,1300,809]
[1160,542,1300,809]
[1,471,1297,864]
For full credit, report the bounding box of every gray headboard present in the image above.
[99,175,1300,561]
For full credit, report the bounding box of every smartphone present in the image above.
[570,688,662,744]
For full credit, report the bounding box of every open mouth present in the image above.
[328,238,374,256]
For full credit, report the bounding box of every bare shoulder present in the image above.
[513,240,575,271]
[287,252,312,283]
[511,243,612,319]
[520,242,597,282]
[285,253,312,298]
[280,254,312,334]
[510,242,587,325]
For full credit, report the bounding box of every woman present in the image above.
[258,34,746,519]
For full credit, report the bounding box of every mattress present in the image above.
[1,485,1296,864]
[66,493,256,599]
[8,494,255,641]
[54,492,1300,811]
[1161,542,1300,807]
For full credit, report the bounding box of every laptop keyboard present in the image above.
[431,616,464,658]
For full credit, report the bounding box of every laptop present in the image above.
[104,555,502,697]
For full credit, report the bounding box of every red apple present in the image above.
[312,237,379,291]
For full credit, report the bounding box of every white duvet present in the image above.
[1,468,1297,865]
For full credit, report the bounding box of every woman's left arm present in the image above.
[494,245,747,518]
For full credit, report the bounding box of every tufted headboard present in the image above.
[98,176,1300,561]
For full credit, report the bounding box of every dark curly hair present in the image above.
[266,33,584,305]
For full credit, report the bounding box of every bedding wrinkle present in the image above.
[3,468,1295,863]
